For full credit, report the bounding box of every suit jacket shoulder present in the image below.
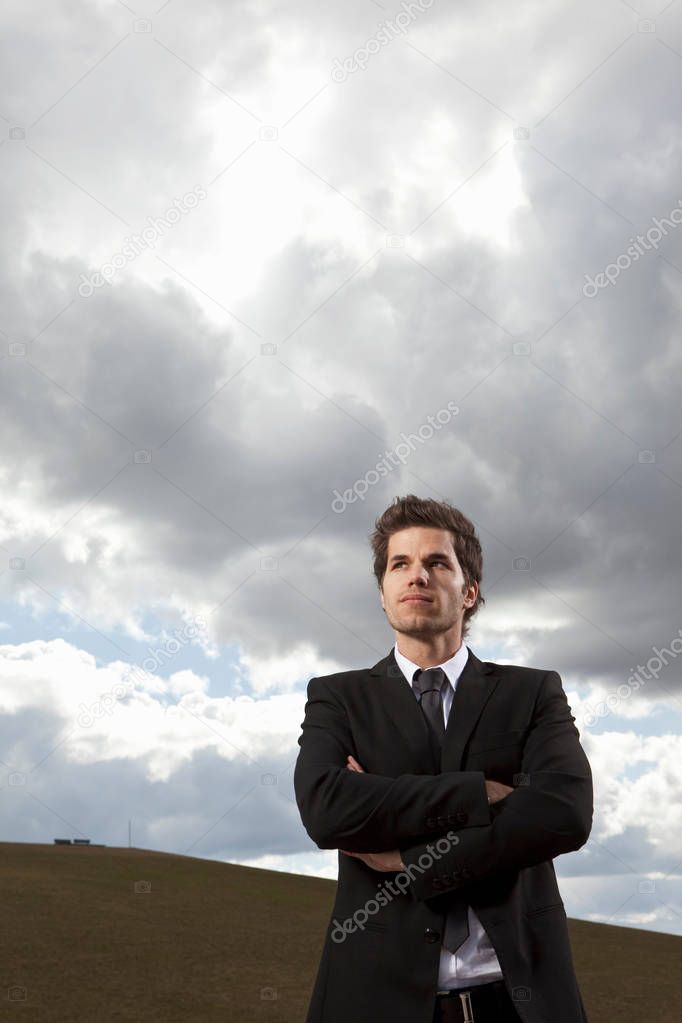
[310,648,556,693]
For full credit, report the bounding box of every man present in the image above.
[294,495,593,1023]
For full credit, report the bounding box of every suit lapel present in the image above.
[370,649,438,772]
[440,648,500,771]
[368,645,500,773]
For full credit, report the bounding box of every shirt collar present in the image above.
[393,639,469,691]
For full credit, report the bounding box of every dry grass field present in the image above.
[1,842,679,1022]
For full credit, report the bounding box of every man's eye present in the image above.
[393,561,447,568]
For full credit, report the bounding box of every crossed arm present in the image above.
[341,756,513,872]
[293,671,593,893]
[293,676,494,853]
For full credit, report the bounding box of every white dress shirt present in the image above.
[393,641,504,990]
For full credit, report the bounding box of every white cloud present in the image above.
[0,0,680,936]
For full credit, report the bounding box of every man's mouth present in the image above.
[401,596,432,603]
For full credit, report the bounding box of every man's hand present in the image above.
[340,848,406,871]
[341,755,405,871]
[485,779,514,804]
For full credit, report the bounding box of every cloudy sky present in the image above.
[1,0,681,939]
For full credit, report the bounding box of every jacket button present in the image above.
[426,817,435,829]
[432,878,444,890]
[436,815,446,826]
[424,928,441,943]
[456,811,468,823]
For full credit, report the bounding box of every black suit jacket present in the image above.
[294,645,593,1023]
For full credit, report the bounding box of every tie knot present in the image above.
[412,666,447,699]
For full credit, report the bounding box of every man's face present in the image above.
[379,526,477,640]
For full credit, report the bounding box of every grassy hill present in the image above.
[0,842,679,1022]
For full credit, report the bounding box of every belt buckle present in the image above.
[458,989,474,1023]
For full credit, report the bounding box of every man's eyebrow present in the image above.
[389,551,453,564]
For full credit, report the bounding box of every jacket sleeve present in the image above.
[397,670,593,899]
[294,676,492,852]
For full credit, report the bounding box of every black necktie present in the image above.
[411,666,470,956]
[411,667,446,752]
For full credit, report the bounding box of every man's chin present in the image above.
[390,613,445,636]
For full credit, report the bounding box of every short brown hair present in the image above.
[369,495,485,639]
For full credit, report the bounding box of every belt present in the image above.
[434,980,514,1022]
